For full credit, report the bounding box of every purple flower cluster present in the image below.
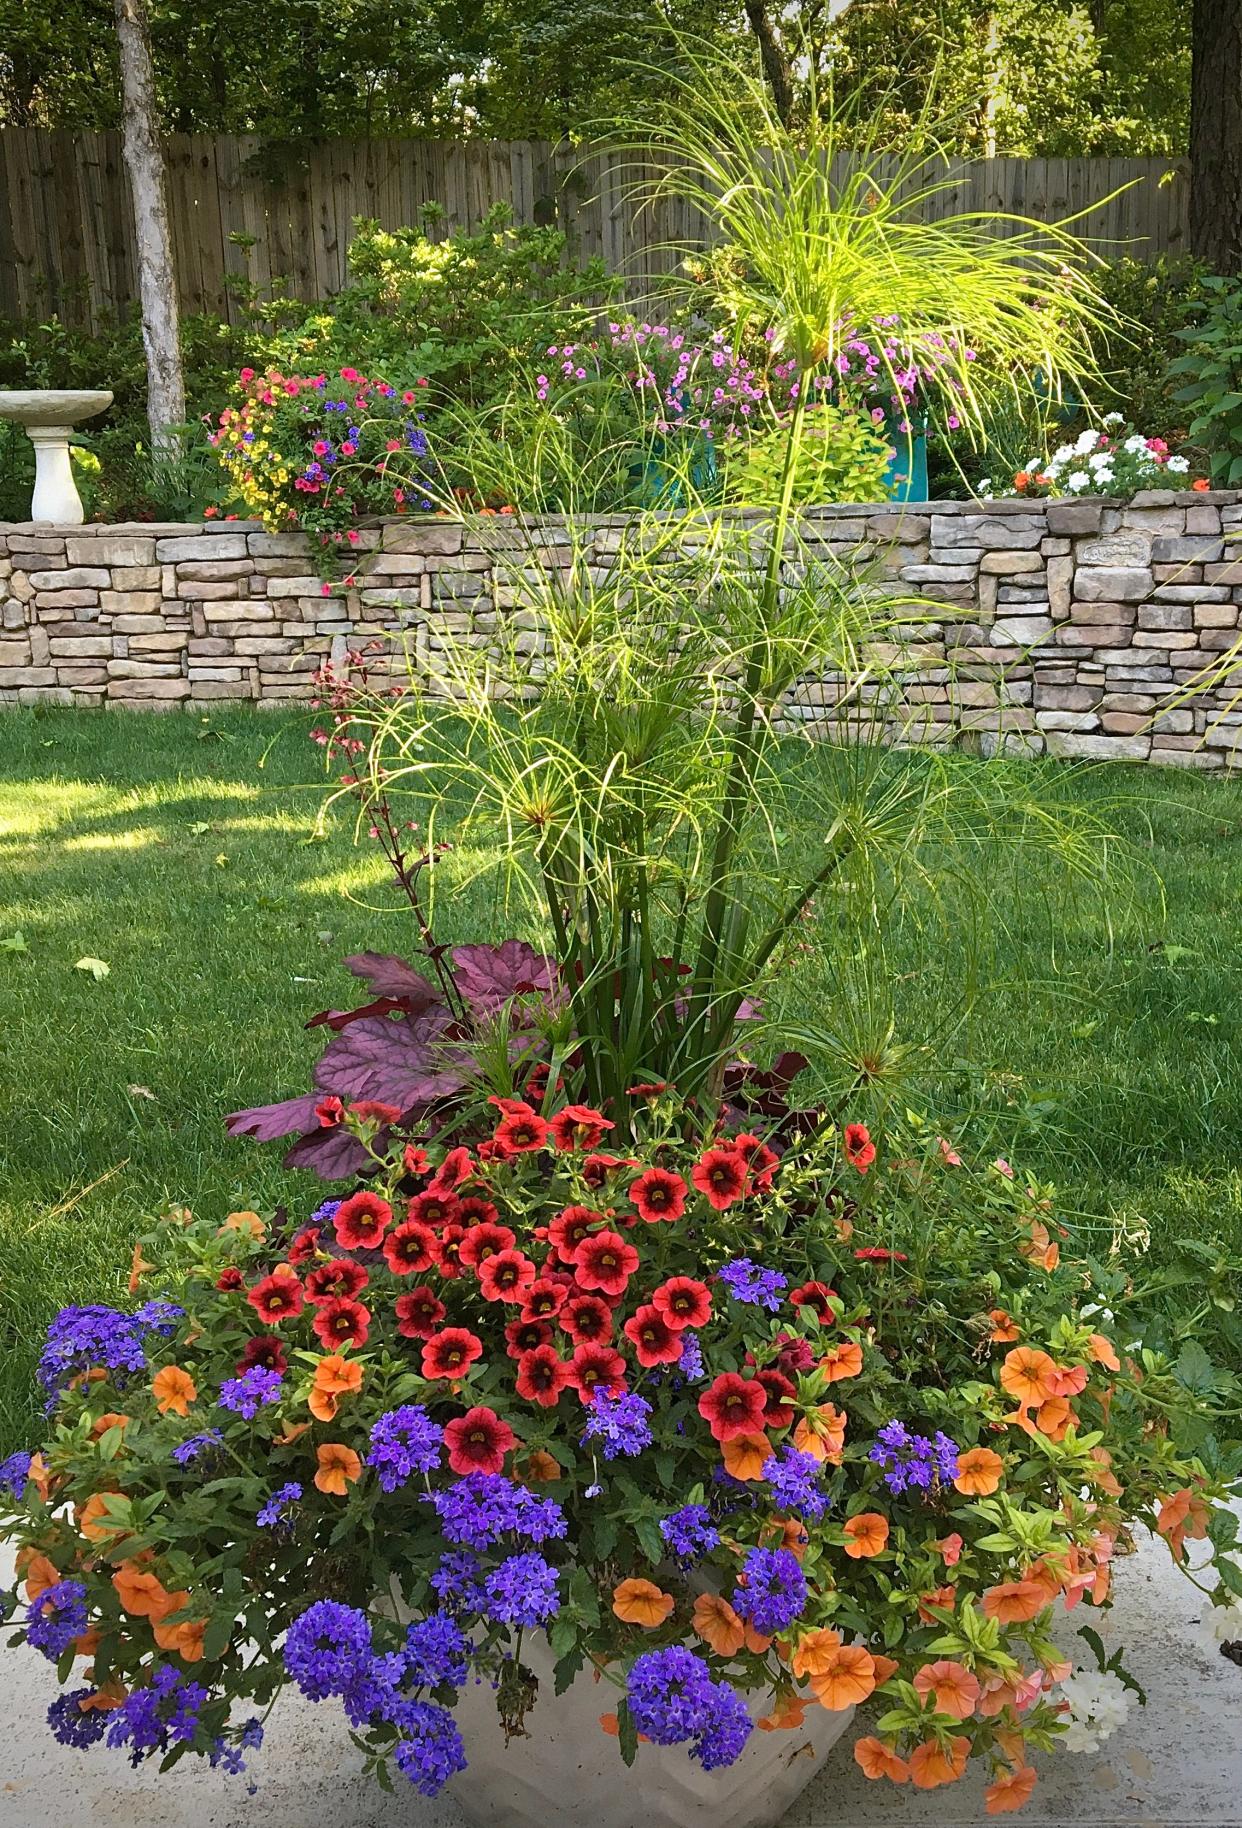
[218,1366,283,1419]
[392,1700,467,1795]
[659,1504,720,1563]
[426,1473,566,1549]
[718,1258,787,1311]
[366,1405,442,1492]
[626,1647,754,1771]
[868,1420,961,1495]
[47,1688,108,1748]
[0,1449,31,1498]
[731,1547,807,1636]
[581,1389,653,1459]
[762,1445,830,1521]
[283,1600,373,1701]
[430,1550,488,1612]
[172,1429,223,1466]
[106,1666,208,1764]
[37,1301,183,1403]
[256,1480,302,1528]
[404,1613,469,1688]
[309,1197,342,1226]
[481,1552,561,1628]
[26,1579,88,1659]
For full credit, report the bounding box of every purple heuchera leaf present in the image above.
[342,953,442,1005]
[451,941,558,1015]
[283,1124,374,1179]
[312,1008,467,1107]
[225,1093,323,1144]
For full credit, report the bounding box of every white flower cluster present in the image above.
[1058,1668,1132,1753]
[1201,1552,1242,1650]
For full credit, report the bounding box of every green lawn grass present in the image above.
[2,705,1242,1454]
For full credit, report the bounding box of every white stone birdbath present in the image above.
[0,389,113,524]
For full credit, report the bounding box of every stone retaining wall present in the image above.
[3,496,1242,766]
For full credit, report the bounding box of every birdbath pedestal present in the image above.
[0,389,113,524]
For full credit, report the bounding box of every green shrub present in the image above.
[1168,273,1242,487]
[721,403,892,505]
[1088,255,1211,440]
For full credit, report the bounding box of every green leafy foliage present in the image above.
[1169,275,1242,487]
[721,404,892,506]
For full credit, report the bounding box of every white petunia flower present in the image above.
[1066,471,1091,492]
[1088,451,1112,469]
[1095,469,1116,487]
[1166,455,1190,473]
[1101,411,1124,425]
[1052,443,1075,465]
[1059,1669,1132,1755]
[1075,429,1100,454]
[1123,434,1148,454]
[1201,1592,1242,1649]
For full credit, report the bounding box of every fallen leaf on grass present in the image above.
[75,957,111,981]
[126,1084,158,1101]
[1,931,29,955]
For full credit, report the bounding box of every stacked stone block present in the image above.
[2,497,1242,766]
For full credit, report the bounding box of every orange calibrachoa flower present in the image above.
[854,1735,910,1783]
[908,1735,969,1789]
[19,1549,61,1603]
[153,1603,209,1662]
[79,1677,126,1713]
[809,1641,877,1710]
[519,1449,561,1482]
[720,1431,770,1481]
[842,1512,889,1558]
[985,1765,1038,1815]
[1033,1395,1075,1441]
[78,1490,126,1542]
[128,1241,155,1292]
[1157,1486,1211,1561]
[793,1403,847,1464]
[88,1412,130,1442]
[112,1563,177,1621]
[870,1652,900,1686]
[912,1659,980,1721]
[982,1577,1048,1623]
[25,1451,52,1501]
[820,1340,864,1383]
[152,1365,196,1416]
[790,1627,844,1679]
[690,1592,768,1654]
[998,1346,1059,1407]
[314,1442,362,1496]
[309,1354,364,1421]
[1087,1333,1120,1370]
[757,1692,806,1731]
[917,1584,957,1624]
[221,1209,264,1239]
[988,1309,1020,1342]
[612,1579,674,1627]
[953,1446,1004,1496]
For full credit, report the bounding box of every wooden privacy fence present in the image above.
[0,131,1191,332]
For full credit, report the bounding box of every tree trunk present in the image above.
[1189,0,1242,273]
[113,0,184,444]
[743,0,796,128]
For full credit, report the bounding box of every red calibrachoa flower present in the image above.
[456,1196,501,1228]
[505,1317,554,1358]
[549,1206,601,1263]
[286,1225,321,1265]
[383,1220,437,1276]
[421,1327,484,1380]
[305,1259,369,1305]
[314,1096,344,1128]
[427,1146,472,1194]
[755,1368,796,1429]
[570,1341,628,1399]
[521,1278,568,1321]
[216,1266,245,1292]
[236,1335,288,1375]
[458,1222,517,1268]
[312,1296,371,1351]
[651,1276,712,1330]
[691,1148,748,1212]
[572,1230,639,1297]
[349,1100,403,1127]
[394,1287,445,1339]
[698,1372,767,1441]
[492,1105,550,1153]
[333,1192,392,1250]
[515,1345,574,1407]
[629,1168,689,1224]
[478,1250,538,1304]
[549,1105,615,1152]
[582,1153,638,1191]
[790,1281,839,1324]
[443,1406,515,1475]
[558,1293,614,1345]
[733,1132,779,1191]
[431,1224,467,1277]
[247,1268,304,1325]
[855,1247,908,1263]
[402,1143,430,1177]
[844,1123,877,1174]
[623,1304,684,1367]
[408,1190,462,1229]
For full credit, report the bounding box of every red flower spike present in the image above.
[458,1221,518,1268]
[443,1406,515,1475]
[629,1167,689,1224]
[402,1144,431,1178]
[572,1229,639,1297]
[314,1095,345,1128]
[650,1276,712,1330]
[312,1296,371,1351]
[844,1123,877,1174]
[348,1099,403,1127]
[333,1191,392,1251]
[570,1341,628,1400]
[478,1249,538,1304]
[394,1287,446,1339]
[247,1269,305,1325]
[698,1372,767,1441]
[305,1259,370,1305]
[854,1247,908,1263]
[691,1147,749,1212]
[557,1293,614,1346]
[623,1304,685,1367]
[383,1220,438,1277]
[515,1345,574,1407]
[548,1104,615,1152]
[421,1327,484,1380]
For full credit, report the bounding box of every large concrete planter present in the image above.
[447,1634,852,1828]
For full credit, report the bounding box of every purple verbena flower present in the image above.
[404,1613,469,1688]
[392,1700,467,1795]
[366,1405,442,1492]
[256,1480,302,1528]
[283,1600,372,1700]
[581,1389,652,1460]
[218,1366,283,1420]
[731,1547,806,1636]
[717,1259,787,1311]
[482,1552,560,1627]
[626,1646,716,1745]
[26,1579,88,1659]
[172,1429,223,1466]
[47,1688,108,1748]
[659,1504,719,1563]
[762,1445,831,1521]
[0,1449,32,1499]
[692,1684,753,1769]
